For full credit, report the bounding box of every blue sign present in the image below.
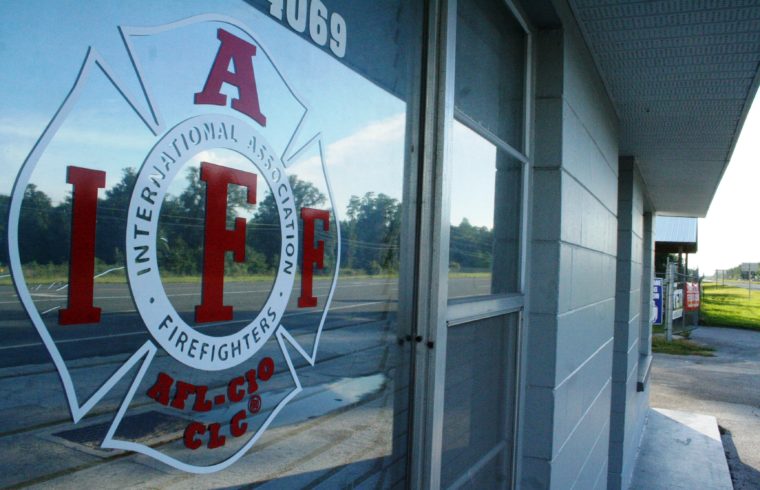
[653,278,663,325]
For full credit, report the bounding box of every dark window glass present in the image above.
[455,0,526,151]
[441,313,519,488]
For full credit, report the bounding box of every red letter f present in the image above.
[195,162,257,323]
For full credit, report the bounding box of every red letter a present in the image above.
[194,28,267,127]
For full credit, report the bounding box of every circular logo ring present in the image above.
[126,114,298,371]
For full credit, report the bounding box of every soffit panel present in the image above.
[569,0,760,217]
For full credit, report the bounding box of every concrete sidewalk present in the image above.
[631,408,732,489]
[648,326,760,489]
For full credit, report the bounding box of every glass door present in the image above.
[418,0,533,487]
[0,1,426,487]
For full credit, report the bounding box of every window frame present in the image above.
[409,0,535,488]
[445,0,532,321]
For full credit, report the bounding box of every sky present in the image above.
[691,95,760,276]
[0,0,408,222]
[0,0,498,230]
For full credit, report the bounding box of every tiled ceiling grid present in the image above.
[569,0,760,216]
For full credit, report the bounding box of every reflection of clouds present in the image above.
[291,113,406,217]
[0,114,153,199]
[450,121,497,228]
[165,149,266,220]
[190,150,247,170]
[291,112,496,228]
[0,143,33,182]
[0,119,45,139]
[0,116,149,151]
[1,106,409,218]
[0,145,29,166]
[179,149,273,195]
[324,113,405,169]
[56,125,149,150]
[0,116,50,195]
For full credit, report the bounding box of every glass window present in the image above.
[448,120,523,299]
[448,0,527,301]
[442,1,529,487]
[455,0,526,151]
[0,1,423,487]
[441,313,519,488]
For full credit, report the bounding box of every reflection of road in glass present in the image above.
[0,276,491,366]
[0,275,489,485]
[0,275,490,486]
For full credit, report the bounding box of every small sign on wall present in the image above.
[672,288,684,320]
[653,278,663,325]
[685,282,700,311]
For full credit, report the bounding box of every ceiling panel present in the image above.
[569,0,760,216]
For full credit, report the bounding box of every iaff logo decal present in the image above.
[8,15,340,473]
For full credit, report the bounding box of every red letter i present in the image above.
[58,165,105,325]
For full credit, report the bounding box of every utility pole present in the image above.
[665,258,674,342]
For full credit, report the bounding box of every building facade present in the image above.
[0,0,757,488]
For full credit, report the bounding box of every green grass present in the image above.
[653,325,692,338]
[700,283,760,331]
[652,335,715,356]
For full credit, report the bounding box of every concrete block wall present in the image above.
[608,158,652,490]
[639,212,654,360]
[522,1,619,487]
[608,157,653,490]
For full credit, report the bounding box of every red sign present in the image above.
[685,282,700,311]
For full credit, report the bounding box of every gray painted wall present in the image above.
[522,0,622,487]
[608,158,652,489]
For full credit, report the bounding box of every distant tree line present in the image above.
[449,218,493,272]
[0,168,494,276]
[717,263,758,280]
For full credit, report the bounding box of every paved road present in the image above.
[713,279,760,291]
[650,327,760,489]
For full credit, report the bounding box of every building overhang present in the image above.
[655,216,698,253]
[569,1,760,217]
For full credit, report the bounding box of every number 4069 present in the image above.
[268,0,347,58]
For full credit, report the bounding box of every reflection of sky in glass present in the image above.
[450,120,496,229]
[0,0,406,218]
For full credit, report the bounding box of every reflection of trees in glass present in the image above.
[2,173,493,277]
[449,218,493,272]
[156,170,329,276]
[158,167,253,276]
[343,193,401,275]
[251,175,326,270]
[97,168,136,265]
[0,186,71,267]
[1,169,330,277]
